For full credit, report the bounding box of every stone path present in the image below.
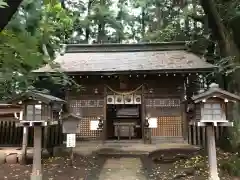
[99,157,147,180]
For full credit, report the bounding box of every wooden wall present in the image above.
[144,76,184,142]
[67,79,105,139]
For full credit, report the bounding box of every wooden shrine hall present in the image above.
[35,42,216,144]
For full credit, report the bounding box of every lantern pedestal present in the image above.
[31,126,42,180]
[198,120,233,180]
[17,120,58,180]
[206,125,219,180]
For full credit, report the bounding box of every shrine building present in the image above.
[35,42,215,144]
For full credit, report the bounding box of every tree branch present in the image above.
[0,0,23,31]
[188,14,205,24]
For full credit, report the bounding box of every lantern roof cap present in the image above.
[192,84,240,103]
[8,90,66,105]
[61,113,82,120]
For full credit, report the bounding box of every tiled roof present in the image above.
[35,42,216,73]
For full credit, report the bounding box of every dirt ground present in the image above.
[146,148,236,180]
[0,148,238,180]
[0,154,104,180]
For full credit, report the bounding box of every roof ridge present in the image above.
[63,41,188,53]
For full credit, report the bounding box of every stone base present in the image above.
[6,153,18,164]
[30,174,42,180]
[41,149,50,158]
[53,146,70,157]
[0,152,6,164]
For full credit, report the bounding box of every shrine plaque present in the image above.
[90,120,99,130]
[62,119,78,134]
[149,117,158,128]
[66,134,76,147]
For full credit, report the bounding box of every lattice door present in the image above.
[76,117,101,138]
[151,116,182,137]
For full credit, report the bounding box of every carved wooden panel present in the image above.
[69,100,104,108]
[76,117,101,138]
[145,98,180,107]
[151,116,182,137]
[146,107,181,116]
[69,99,104,117]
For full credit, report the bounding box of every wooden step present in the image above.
[104,139,143,144]
[152,136,187,144]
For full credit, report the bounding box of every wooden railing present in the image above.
[188,125,224,147]
[0,120,63,148]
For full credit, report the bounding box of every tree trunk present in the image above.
[97,0,106,43]
[141,7,145,40]
[201,0,240,152]
[200,0,239,57]
[85,0,93,43]
[155,1,163,30]
[200,0,240,91]
[192,0,197,39]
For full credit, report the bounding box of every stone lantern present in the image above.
[191,83,240,180]
[10,91,66,180]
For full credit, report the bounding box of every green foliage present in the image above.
[144,24,181,42]
[1,0,239,101]
[0,0,76,99]
[0,29,43,98]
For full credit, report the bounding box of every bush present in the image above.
[220,153,240,176]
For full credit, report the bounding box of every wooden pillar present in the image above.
[206,125,219,180]
[31,126,43,180]
[141,85,146,142]
[193,123,197,145]
[181,103,188,140]
[103,85,107,142]
[197,126,201,145]
[202,127,206,147]
[43,105,51,149]
[188,125,192,144]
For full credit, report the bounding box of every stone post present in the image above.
[20,127,28,164]
[206,125,219,180]
[31,126,42,180]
